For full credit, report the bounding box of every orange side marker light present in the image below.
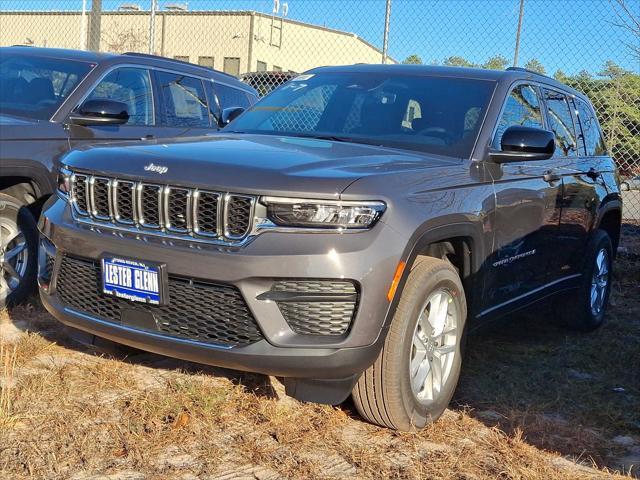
[387,261,406,302]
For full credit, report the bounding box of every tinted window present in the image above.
[86,67,153,126]
[227,72,495,158]
[215,83,251,110]
[544,89,578,157]
[493,84,543,148]
[575,98,607,156]
[156,71,209,128]
[0,53,93,120]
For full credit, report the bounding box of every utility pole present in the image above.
[79,0,87,50]
[382,0,392,64]
[513,0,525,67]
[87,0,102,52]
[149,0,157,54]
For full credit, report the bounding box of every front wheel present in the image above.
[0,193,38,309]
[352,257,466,430]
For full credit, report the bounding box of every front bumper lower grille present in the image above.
[70,173,255,244]
[55,256,263,348]
[271,280,358,336]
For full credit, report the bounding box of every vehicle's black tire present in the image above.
[0,193,38,309]
[352,256,467,431]
[556,229,613,332]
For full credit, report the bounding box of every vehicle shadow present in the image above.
[451,233,639,472]
[5,299,281,401]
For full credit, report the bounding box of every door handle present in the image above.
[141,134,155,141]
[543,171,561,183]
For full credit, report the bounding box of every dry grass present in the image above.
[0,231,638,479]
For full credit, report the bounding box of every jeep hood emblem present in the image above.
[144,163,168,174]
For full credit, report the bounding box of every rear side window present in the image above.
[575,99,607,156]
[493,84,543,148]
[156,71,210,128]
[86,67,153,126]
[544,89,578,157]
[215,83,251,110]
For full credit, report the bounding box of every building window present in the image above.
[256,61,267,72]
[273,65,282,72]
[198,56,214,69]
[223,57,241,77]
[174,56,189,63]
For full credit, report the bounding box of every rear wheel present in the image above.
[352,257,466,431]
[556,229,613,331]
[0,193,38,309]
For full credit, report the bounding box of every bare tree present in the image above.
[101,23,148,53]
[610,0,640,60]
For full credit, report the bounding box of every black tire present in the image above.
[0,193,38,308]
[556,229,613,332]
[352,257,467,431]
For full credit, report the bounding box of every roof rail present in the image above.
[506,66,552,79]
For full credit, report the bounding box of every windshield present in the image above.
[0,53,94,120]
[227,71,496,158]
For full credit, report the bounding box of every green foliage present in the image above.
[524,59,546,74]
[565,62,640,174]
[402,54,423,65]
[443,56,474,67]
[482,55,509,70]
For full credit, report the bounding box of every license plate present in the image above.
[101,256,163,305]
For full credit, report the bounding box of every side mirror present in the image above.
[68,99,129,126]
[218,106,245,127]
[489,126,555,163]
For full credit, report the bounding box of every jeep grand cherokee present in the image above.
[38,65,622,430]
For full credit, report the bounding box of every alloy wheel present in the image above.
[409,288,459,403]
[0,217,29,302]
[590,248,609,316]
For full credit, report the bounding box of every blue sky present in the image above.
[3,0,639,74]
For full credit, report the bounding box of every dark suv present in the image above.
[0,46,258,307]
[38,65,622,430]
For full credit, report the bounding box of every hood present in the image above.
[0,113,68,140]
[62,134,458,197]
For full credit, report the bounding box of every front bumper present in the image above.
[38,197,405,400]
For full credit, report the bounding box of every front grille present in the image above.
[140,184,162,228]
[114,180,135,223]
[91,177,111,219]
[55,256,263,348]
[225,195,253,238]
[69,172,255,244]
[272,280,358,336]
[72,174,88,214]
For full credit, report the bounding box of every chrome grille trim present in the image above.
[138,183,163,229]
[223,194,256,240]
[70,173,89,216]
[68,172,255,245]
[112,180,135,225]
[192,190,222,238]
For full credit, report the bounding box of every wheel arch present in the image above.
[595,197,622,256]
[382,221,486,331]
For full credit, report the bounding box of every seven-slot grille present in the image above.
[70,172,255,242]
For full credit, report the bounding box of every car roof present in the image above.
[1,46,256,95]
[308,64,586,101]
[1,46,112,63]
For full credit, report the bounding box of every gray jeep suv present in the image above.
[38,65,622,430]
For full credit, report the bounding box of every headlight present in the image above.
[57,167,72,198]
[261,196,385,230]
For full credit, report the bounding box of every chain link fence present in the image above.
[1,0,639,222]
